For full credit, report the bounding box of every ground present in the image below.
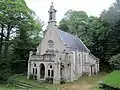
[57,74,108,90]
[0,73,108,90]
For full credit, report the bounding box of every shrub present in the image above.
[109,53,120,70]
[0,59,11,84]
[60,78,65,84]
[29,74,37,80]
[99,71,120,90]
[45,77,53,84]
[99,82,120,90]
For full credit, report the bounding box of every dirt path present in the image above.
[55,74,108,90]
[59,81,94,90]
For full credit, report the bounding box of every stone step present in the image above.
[15,84,27,89]
[16,82,33,88]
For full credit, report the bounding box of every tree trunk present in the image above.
[4,23,11,57]
[0,24,4,56]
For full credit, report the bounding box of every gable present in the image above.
[39,25,65,55]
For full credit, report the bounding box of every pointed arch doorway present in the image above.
[40,63,45,79]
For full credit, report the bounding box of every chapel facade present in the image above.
[27,3,99,84]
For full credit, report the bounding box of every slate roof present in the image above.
[56,29,90,52]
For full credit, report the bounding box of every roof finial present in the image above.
[51,2,53,5]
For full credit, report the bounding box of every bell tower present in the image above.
[48,2,57,24]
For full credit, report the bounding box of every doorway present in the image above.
[40,63,45,78]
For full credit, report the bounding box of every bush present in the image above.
[60,78,65,84]
[29,74,37,80]
[45,77,53,84]
[109,53,120,70]
[99,71,120,90]
[0,60,11,84]
[82,72,89,76]
[99,82,120,90]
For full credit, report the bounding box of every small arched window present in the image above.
[48,40,54,48]
[50,12,53,20]
[34,64,36,67]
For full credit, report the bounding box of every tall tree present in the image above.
[59,10,90,45]
[59,10,110,71]
[105,20,120,60]
[0,0,43,81]
[101,0,120,24]
[11,18,43,73]
[0,0,35,57]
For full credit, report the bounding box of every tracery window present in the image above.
[33,63,37,75]
[47,64,54,77]
[48,40,54,48]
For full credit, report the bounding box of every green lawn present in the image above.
[104,70,120,88]
[2,74,60,90]
[0,73,108,90]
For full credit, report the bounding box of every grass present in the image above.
[104,70,120,88]
[57,73,108,90]
[10,74,60,89]
[0,73,108,90]
[2,74,60,90]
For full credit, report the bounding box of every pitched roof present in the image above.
[56,29,90,52]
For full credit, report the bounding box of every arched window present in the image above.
[33,63,37,75]
[50,12,53,20]
[47,64,54,77]
[48,40,54,48]
[79,54,80,64]
[84,55,86,61]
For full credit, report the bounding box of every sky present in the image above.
[25,0,115,26]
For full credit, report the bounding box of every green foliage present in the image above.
[99,71,120,89]
[59,10,110,71]
[104,70,120,88]
[101,0,120,25]
[109,54,120,70]
[0,59,11,84]
[100,0,120,71]
[0,0,43,82]
[59,10,88,38]
[105,20,120,61]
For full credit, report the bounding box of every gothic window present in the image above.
[33,63,37,75]
[35,68,37,74]
[79,54,80,64]
[51,70,54,77]
[84,55,86,61]
[50,65,52,68]
[48,40,54,48]
[47,64,54,77]
[34,64,36,67]
[48,70,50,76]
[33,68,34,74]
[33,68,37,75]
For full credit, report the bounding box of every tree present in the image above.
[109,53,120,70]
[59,10,111,71]
[11,18,43,73]
[101,0,120,25]
[105,20,120,61]
[59,10,90,45]
[0,0,43,82]
[0,0,35,57]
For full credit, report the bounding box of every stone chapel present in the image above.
[27,3,99,84]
